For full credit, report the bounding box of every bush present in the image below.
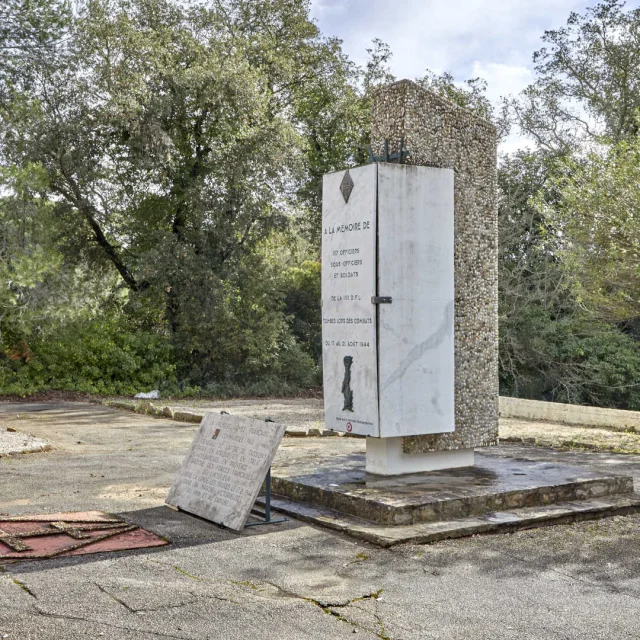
[281,260,322,363]
[0,249,323,397]
[165,251,321,391]
[500,306,640,410]
[557,325,640,410]
[0,315,176,395]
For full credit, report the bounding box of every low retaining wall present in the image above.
[499,397,640,432]
[102,400,361,438]
[107,397,640,436]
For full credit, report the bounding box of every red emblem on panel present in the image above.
[346,422,353,432]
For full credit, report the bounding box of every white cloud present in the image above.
[310,0,640,151]
[311,0,350,17]
[469,61,533,102]
[310,0,590,79]
[500,133,535,156]
[466,62,535,154]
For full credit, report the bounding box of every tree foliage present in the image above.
[508,0,640,153]
[0,0,71,98]
[417,70,494,122]
[294,37,395,246]
[1,0,639,408]
[500,0,640,408]
[541,136,640,325]
[0,0,360,385]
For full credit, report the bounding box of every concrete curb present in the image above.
[102,400,361,438]
[104,398,640,444]
[500,396,640,432]
[498,435,640,455]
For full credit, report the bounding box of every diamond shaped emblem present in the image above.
[340,169,354,203]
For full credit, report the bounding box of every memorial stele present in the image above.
[322,80,498,475]
[166,412,286,531]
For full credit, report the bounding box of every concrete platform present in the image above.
[267,452,640,545]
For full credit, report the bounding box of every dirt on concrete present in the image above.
[0,426,49,456]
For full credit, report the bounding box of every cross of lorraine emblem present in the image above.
[340,169,354,203]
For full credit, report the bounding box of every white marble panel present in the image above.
[377,164,455,437]
[322,164,379,437]
[166,413,286,531]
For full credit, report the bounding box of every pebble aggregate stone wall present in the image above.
[371,80,498,454]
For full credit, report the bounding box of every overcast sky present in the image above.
[310,0,640,151]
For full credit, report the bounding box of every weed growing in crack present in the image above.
[173,565,202,581]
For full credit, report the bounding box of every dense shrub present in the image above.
[163,250,321,392]
[282,260,322,362]
[0,316,176,396]
[500,307,640,410]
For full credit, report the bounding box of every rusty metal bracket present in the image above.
[367,138,409,164]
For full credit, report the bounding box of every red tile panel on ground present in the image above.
[0,511,168,563]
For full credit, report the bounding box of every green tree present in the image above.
[416,70,494,122]
[540,136,640,325]
[1,0,356,383]
[497,151,568,397]
[0,0,71,99]
[281,259,322,362]
[0,163,114,341]
[497,148,640,408]
[0,165,63,344]
[294,38,395,247]
[508,0,640,153]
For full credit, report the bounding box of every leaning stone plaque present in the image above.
[166,413,286,531]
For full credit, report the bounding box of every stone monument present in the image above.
[322,80,498,474]
[264,80,640,545]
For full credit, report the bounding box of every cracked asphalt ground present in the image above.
[2,403,640,639]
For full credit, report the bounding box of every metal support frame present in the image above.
[367,138,410,164]
[245,468,287,528]
[244,416,286,527]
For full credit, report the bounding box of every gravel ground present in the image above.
[0,426,49,456]
[9,393,640,456]
[134,397,640,455]
[167,397,325,430]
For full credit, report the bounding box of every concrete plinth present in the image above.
[366,437,473,475]
[265,449,640,545]
[271,452,633,526]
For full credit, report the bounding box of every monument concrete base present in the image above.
[264,446,640,546]
[365,437,474,475]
